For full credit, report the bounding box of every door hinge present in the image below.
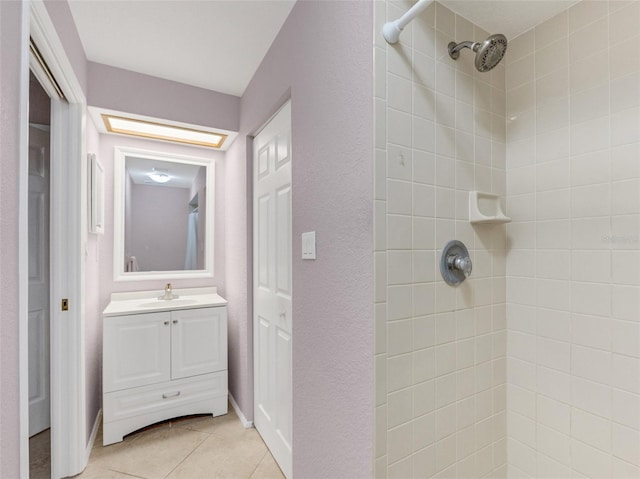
[61,298,69,311]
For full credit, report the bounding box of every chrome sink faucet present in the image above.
[159,283,179,300]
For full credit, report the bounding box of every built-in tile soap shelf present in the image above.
[469,191,511,224]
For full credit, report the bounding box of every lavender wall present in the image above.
[129,183,190,271]
[0,2,26,476]
[226,1,374,475]
[88,62,240,132]
[44,0,88,94]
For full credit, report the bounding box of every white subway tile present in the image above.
[535,10,568,50]
[388,388,413,428]
[571,439,612,478]
[570,149,610,187]
[387,144,413,181]
[388,108,412,148]
[572,281,611,317]
[612,320,640,358]
[388,421,413,464]
[412,444,435,478]
[537,221,571,250]
[569,17,608,64]
[537,308,572,342]
[612,388,640,431]
[538,366,571,404]
[611,107,640,147]
[569,1,608,33]
[435,373,457,408]
[571,182,611,218]
[507,30,534,65]
[572,408,612,453]
[571,376,612,418]
[411,381,436,418]
[387,179,413,215]
[572,313,612,351]
[536,37,569,78]
[388,73,413,113]
[508,411,536,449]
[571,250,611,283]
[388,354,413,392]
[537,394,571,435]
[610,1,640,45]
[612,423,640,466]
[570,116,609,157]
[413,283,435,317]
[435,403,457,441]
[612,354,640,394]
[571,83,609,123]
[388,284,412,320]
[413,347,436,384]
[537,423,571,465]
[611,285,640,321]
[413,217,435,249]
[413,150,435,185]
[389,319,413,357]
[536,127,570,164]
[537,337,570,372]
[571,344,612,385]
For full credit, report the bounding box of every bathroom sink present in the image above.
[138,298,198,308]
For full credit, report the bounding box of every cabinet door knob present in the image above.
[162,391,181,399]
[173,319,178,324]
[163,321,169,325]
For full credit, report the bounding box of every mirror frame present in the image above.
[113,146,215,281]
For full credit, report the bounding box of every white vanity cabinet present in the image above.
[102,288,227,445]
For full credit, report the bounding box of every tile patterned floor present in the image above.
[74,407,284,479]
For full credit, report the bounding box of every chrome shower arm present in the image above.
[448,41,478,59]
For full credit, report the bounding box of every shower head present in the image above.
[448,33,508,72]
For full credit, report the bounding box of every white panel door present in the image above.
[28,125,51,437]
[253,101,292,479]
[171,307,227,380]
[103,312,171,393]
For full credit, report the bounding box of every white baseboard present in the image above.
[86,409,102,462]
[229,393,253,428]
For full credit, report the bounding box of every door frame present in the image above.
[19,1,87,477]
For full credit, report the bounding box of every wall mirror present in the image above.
[113,146,214,281]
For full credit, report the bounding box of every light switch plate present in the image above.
[302,231,316,259]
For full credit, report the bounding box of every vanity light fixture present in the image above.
[102,114,227,149]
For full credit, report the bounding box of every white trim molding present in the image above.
[86,409,102,463]
[21,2,88,477]
[229,393,253,429]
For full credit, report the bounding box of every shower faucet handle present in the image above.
[453,255,472,278]
[440,240,473,286]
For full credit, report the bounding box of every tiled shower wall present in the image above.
[374,1,509,476]
[504,1,640,477]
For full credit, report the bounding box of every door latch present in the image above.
[61,298,69,311]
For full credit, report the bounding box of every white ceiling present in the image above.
[69,0,577,99]
[68,0,296,97]
[441,0,580,40]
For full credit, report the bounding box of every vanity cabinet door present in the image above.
[103,311,171,392]
[171,307,227,380]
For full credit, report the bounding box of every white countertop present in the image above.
[103,287,227,317]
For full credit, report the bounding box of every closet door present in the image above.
[253,101,292,479]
